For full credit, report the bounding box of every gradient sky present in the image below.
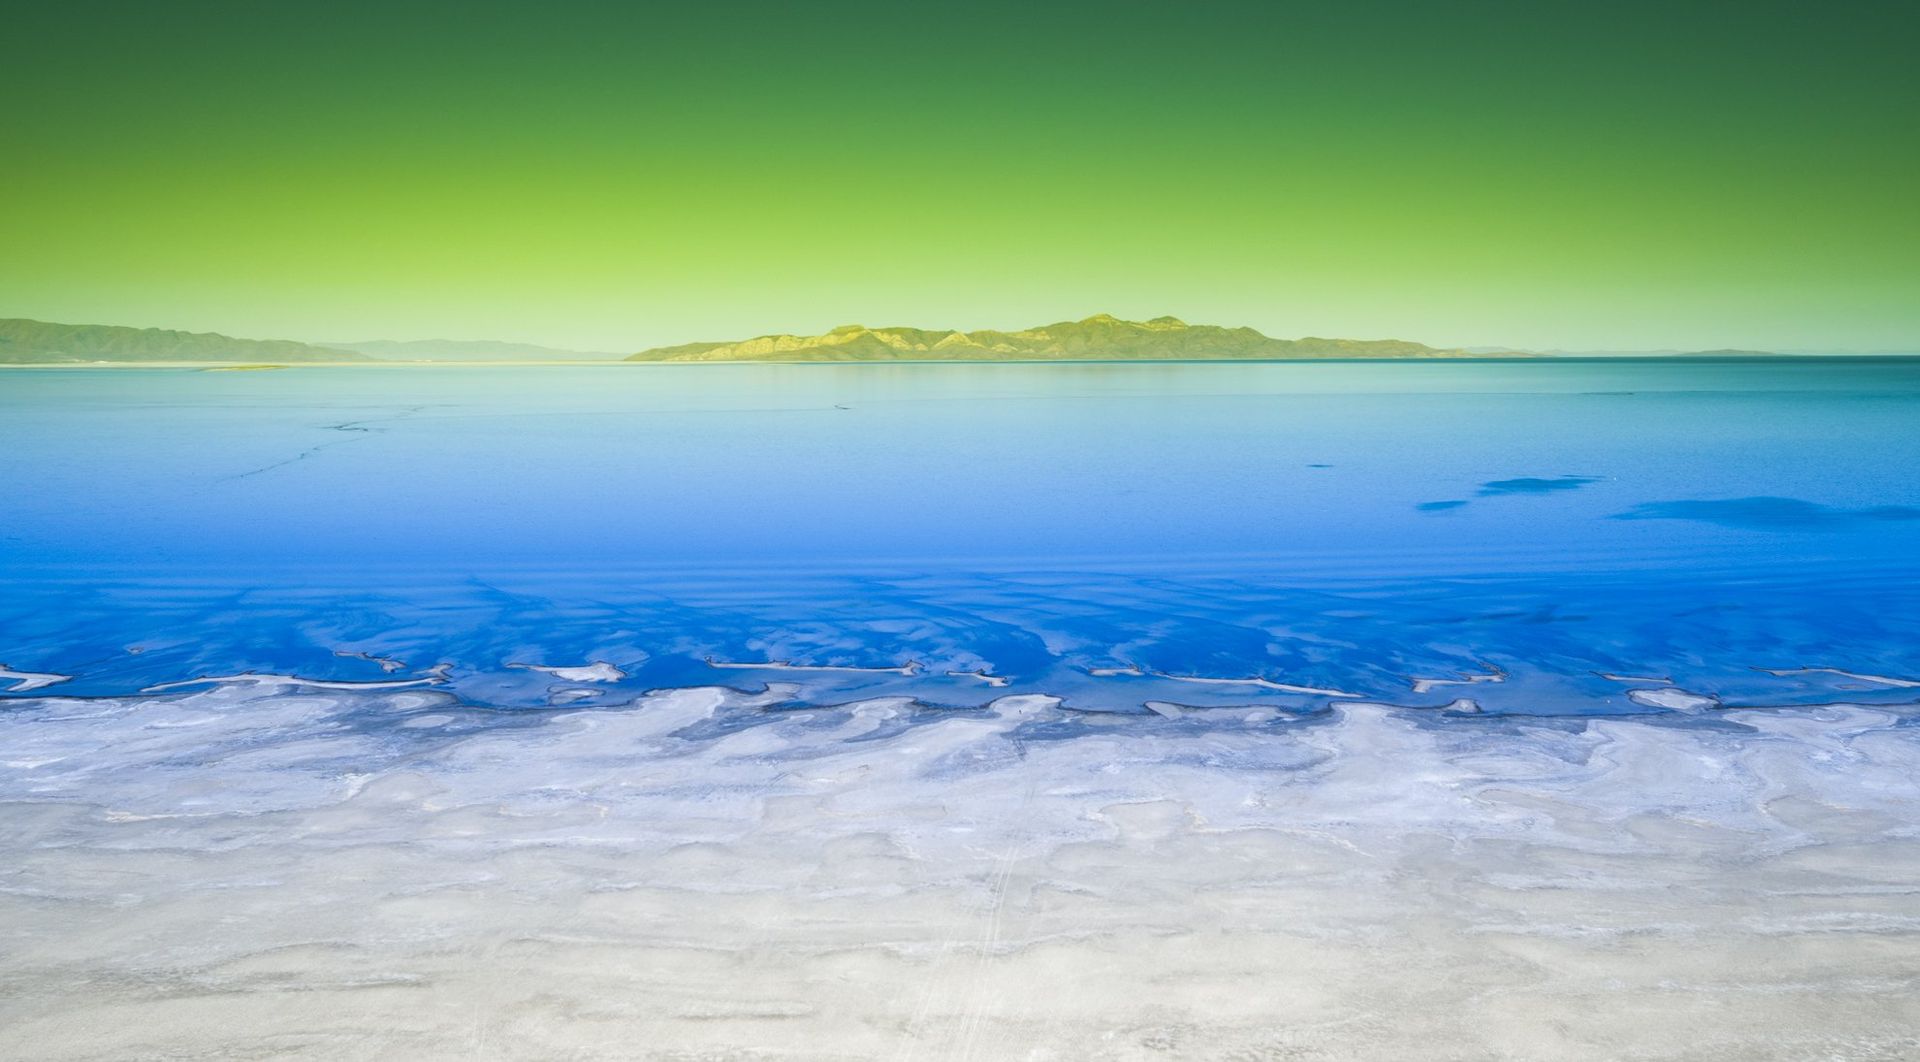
[5,0,1916,352]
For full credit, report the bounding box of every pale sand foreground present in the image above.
[2,686,1918,1060]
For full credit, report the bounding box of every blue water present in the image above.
[4,359,1918,716]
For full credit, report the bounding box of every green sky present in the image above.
[5,0,1916,351]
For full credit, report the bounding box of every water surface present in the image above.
[5,360,1920,1059]
[4,359,1917,714]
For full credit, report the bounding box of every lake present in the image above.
[4,359,1919,1058]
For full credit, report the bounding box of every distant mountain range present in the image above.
[628,314,1481,362]
[2,314,1818,366]
[1465,345,1784,358]
[330,339,621,362]
[0,318,366,364]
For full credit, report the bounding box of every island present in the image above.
[627,314,1488,362]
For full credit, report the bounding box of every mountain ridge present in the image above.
[627,314,1490,362]
[0,318,367,364]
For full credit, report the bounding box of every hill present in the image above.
[0,319,368,364]
[627,315,1486,362]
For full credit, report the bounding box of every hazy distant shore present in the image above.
[12,353,1912,369]
[16,313,1886,366]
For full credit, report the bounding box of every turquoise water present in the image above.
[3,359,1918,713]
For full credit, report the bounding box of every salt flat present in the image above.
[2,683,1916,1060]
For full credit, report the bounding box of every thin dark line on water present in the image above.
[222,406,426,480]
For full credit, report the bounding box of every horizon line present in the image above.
[9,312,1917,358]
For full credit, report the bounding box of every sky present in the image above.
[4,0,1916,353]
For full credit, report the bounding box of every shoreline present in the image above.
[5,353,1918,369]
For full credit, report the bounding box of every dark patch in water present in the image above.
[1613,497,1920,530]
[1417,500,1469,512]
[1478,475,1601,496]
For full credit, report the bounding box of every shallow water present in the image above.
[3,360,1919,1059]
[5,359,1919,710]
